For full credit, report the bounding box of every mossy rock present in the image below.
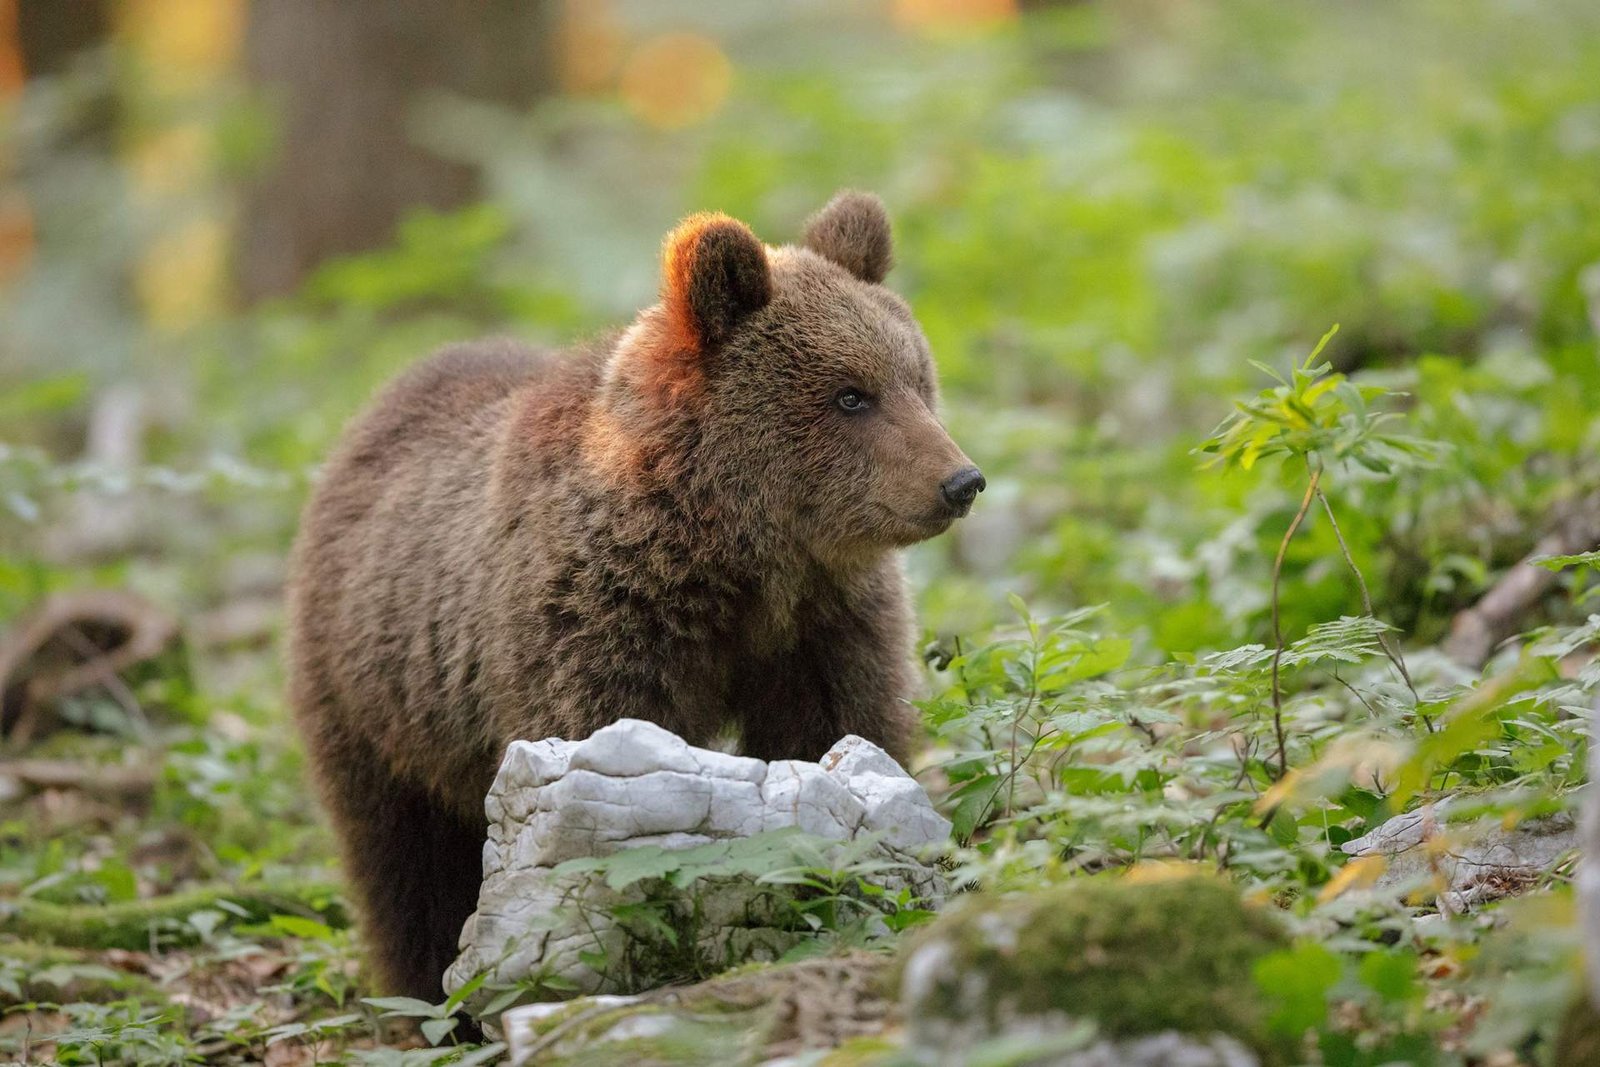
[895,874,1292,1064]
[502,950,896,1065]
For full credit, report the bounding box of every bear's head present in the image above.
[596,191,982,565]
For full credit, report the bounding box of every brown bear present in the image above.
[286,191,983,1002]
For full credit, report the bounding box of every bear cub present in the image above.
[287,191,983,1001]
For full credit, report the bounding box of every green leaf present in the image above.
[0,373,88,421]
[609,901,680,946]
[948,774,1001,841]
[443,968,488,1013]
[453,1044,509,1067]
[362,996,445,1018]
[1531,550,1600,571]
[1255,942,1341,1036]
[420,1016,458,1046]
[270,913,337,940]
[1302,323,1341,368]
[478,986,528,1016]
[1358,947,1419,1003]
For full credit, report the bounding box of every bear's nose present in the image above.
[940,466,986,514]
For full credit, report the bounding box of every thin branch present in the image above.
[1443,488,1600,668]
[1269,465,1322,780]
[1330,669,1380,719]
[1126,715,1160,746]
[1314,487,1430,732]
[1006,629,1042,819]
[56,624,152,735]
[1229,734,1252,790]
[979,726,1054,833]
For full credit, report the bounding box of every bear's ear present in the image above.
[802,191,893,284]
[661,213,772,352]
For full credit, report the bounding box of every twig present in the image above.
[1329,670,1380,719]
[1229,735,1252,790]
[1006,630,1042,819]
[1126,715,1160,746]
[0,758,156,797]
[56,623,152,735]
[1314,488,1429,731]
[1269,466,1322,780]
[1443,489,1600,669]
[0,589,178,744]
[978,727,1054,833]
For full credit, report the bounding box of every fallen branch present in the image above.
[0,758,156,798]
[1443,490,1600,669]
[0,881,347,951]
[0,589,179,744]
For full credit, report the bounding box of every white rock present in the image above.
[567,719,698,777]
[445,720,951,1019]
[822,736,952,850]
[760,760,868,836]
[692,746,770,783]
[503,995,648,1064]
[500,738,578,793]
[820,734,907,779]
[1342,797,1577,912]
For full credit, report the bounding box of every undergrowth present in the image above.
[5,1,1600,1063]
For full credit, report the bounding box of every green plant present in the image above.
[542,829,939,992]
[1199,325,1441,775]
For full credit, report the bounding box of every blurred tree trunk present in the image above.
[235,0,558,302]
[14,0,114,148]
[16,0,110,78]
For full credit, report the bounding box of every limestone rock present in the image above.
[1340,798,1577,912]
[445,719,950,1019]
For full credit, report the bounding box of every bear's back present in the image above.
[343,338,544,475]
[293,339,547,597]
[287,339,566,797]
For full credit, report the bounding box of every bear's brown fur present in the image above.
[286,192,981,1001]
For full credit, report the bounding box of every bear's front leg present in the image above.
[734,568,920,766]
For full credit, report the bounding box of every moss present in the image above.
[0,881,346,950]
[896,874,1291,1062]
[509,951,898,1065]
[1556,995,1600,1066]
[812,1035,903,1065]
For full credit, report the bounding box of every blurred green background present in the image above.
[7,0,1600,678]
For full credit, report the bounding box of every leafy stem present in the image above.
[1269,463,1322,780]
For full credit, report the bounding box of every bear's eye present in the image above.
[835,388,873,414]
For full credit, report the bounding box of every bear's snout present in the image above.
[939,466,986,516]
